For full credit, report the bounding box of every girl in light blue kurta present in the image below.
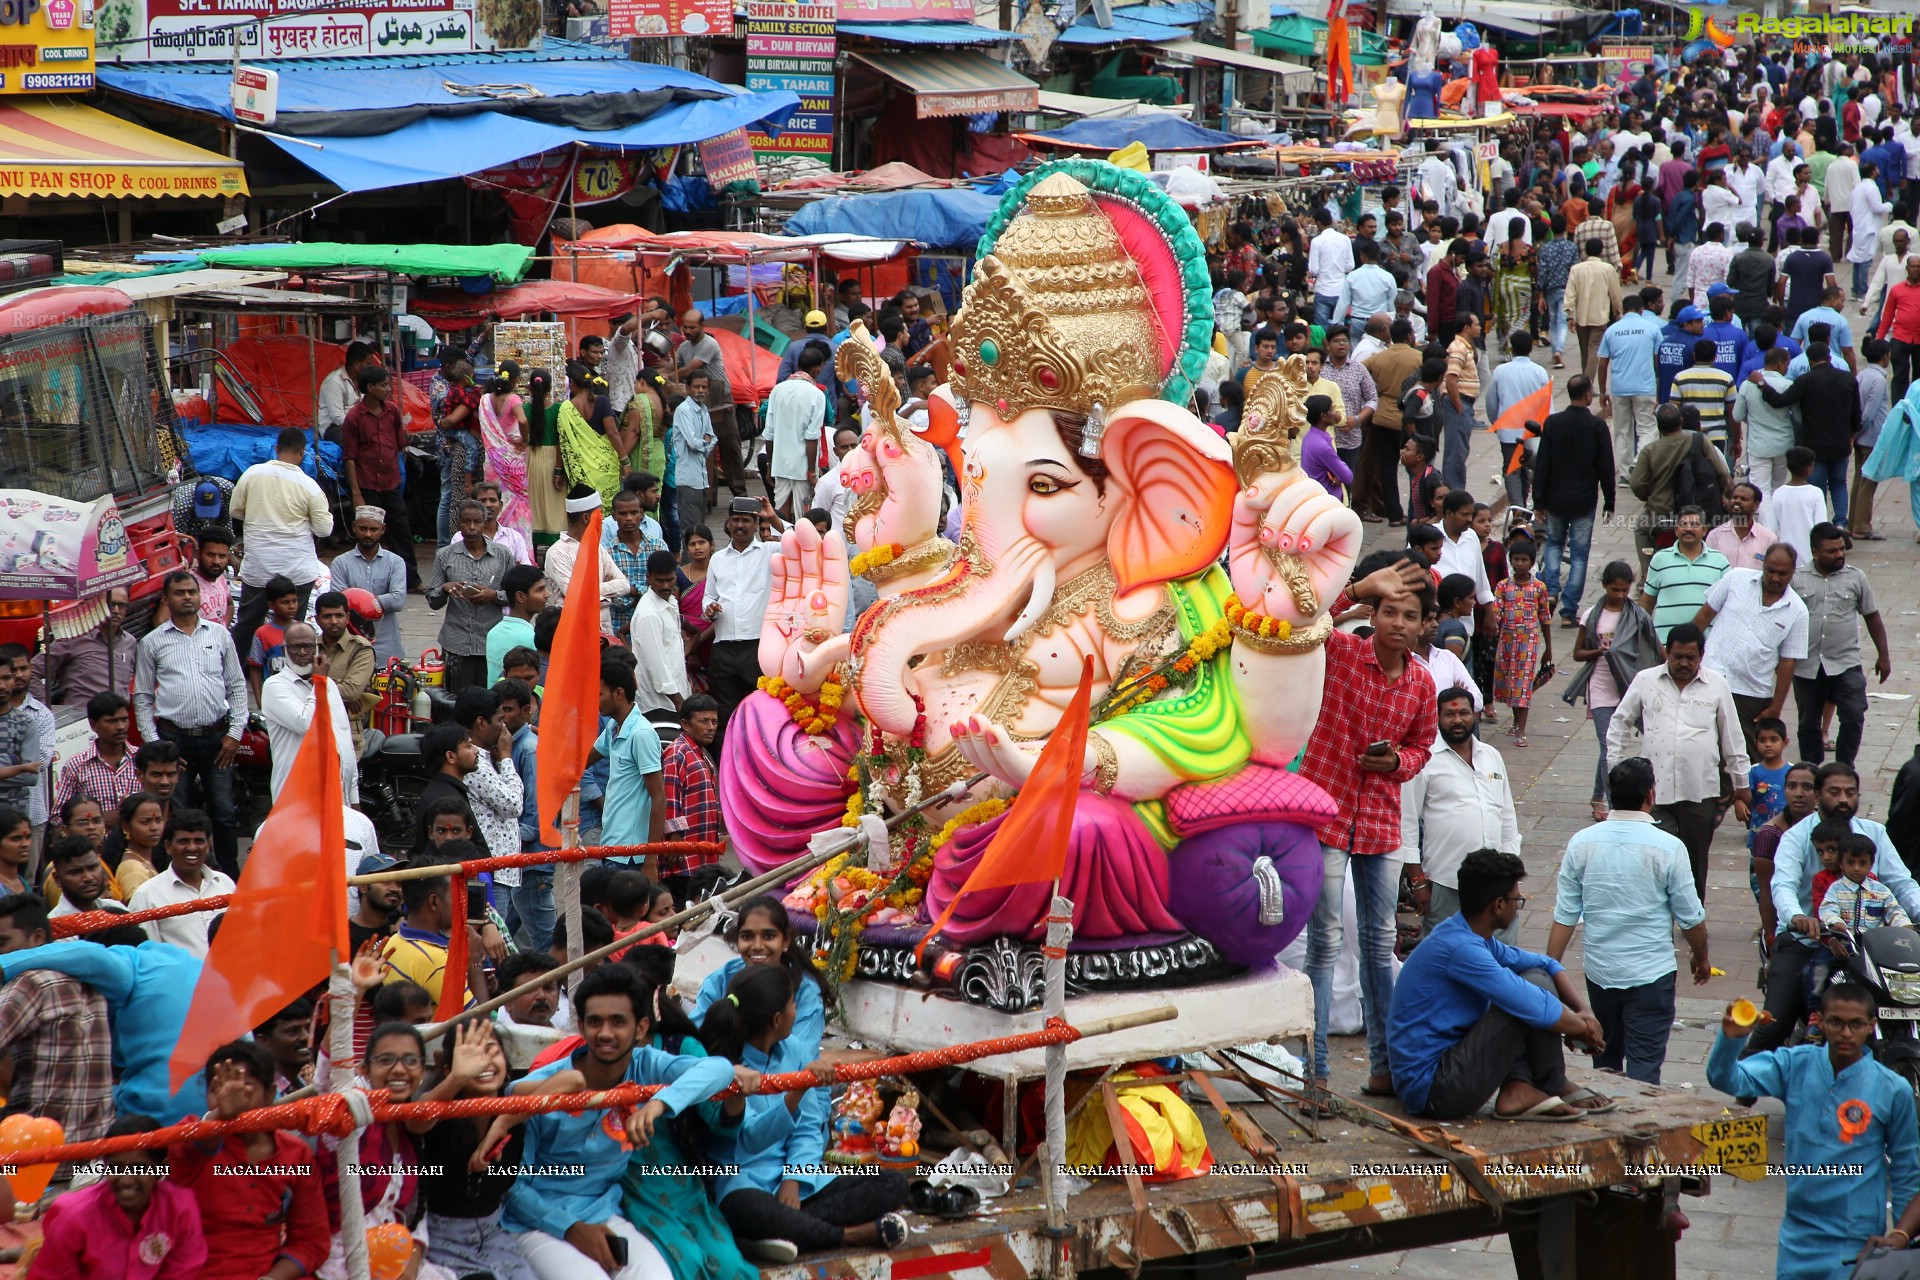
[690,897,827,1069]
[700,965,909,1255]
[1707,987,1920,1280]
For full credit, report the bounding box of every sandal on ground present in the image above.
[878,1212,910,1249]
[741,1239,800,1264]
[1360,1080,1397,1098]
[1513,735,1530,748]
[1858,531,1885,540]
[1494,1095,1582,1122]
[1559,615,1581,628]
[1559,1088,1617,1115]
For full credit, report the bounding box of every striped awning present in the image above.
[850,50,1039,120]
[0,99,247,200]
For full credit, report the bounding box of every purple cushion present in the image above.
[1164,821,1325,966]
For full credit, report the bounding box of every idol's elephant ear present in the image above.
[1101,397,1239,596]
[920,383,964,481]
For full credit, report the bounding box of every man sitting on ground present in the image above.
[1387,848,1611,1120]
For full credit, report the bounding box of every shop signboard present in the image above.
[0,492,144,601]
[0,0,95,93]
[699,127,758,188]
[230,64,276,124]
[1599,42,1653,65]
[608,0,730,39]
[745,0,834,160]
[836,0,969,16]
[106,0,543,61]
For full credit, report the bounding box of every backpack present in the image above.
[1671,431,1725,520]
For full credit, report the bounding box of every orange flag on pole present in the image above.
[1486,382,1553,475]
[919,656,1094,957]
[538,507,604,843]
[169,675,348,1093]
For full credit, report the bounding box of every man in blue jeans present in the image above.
[1547,757,1710,1084]
[1530,374,1617,621]
[496,676,555,951]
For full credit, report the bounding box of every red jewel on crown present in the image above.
[1035,366,1060,391]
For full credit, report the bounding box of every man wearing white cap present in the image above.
[330,506,410,665]
[545,485,632,634]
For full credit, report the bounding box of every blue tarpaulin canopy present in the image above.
[784,187,1001,248]
[248,93,798,193]
[1054,10,1195,44]
[99,42,798,195]
[1017,114,1260,152]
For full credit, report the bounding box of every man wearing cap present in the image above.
[330,506,409,666]
[545,485,631,635]
[342,363,422,592]
[1657,305,1709,403]
[779,309,837,392]
[170,474,234,544]
[350,851,403,954]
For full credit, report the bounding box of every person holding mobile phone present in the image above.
[1297,550,1442,1106]
[496,965,757,1280]
[426,498,516,693]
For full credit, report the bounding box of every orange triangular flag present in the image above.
[169,675,348,1093]
[539,507,604,842]
[919,656,1094,957]
[1486,382,1552,440]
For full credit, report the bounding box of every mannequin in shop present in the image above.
[1408,65,1446,121]
[1373,79,1406,138]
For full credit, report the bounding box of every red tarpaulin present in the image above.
[412,280,649,327]
[710,326,778,407]
[221,335,431,435]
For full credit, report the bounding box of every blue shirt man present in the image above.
[1546,788,1707,1085]
[1736,329,1801,382]
[1700,291,1757,378]
[1708,991,1920,1280]
[1655,309,1706,402]
[1596,303,1664,398]
[593,673,664,854]
[0,938,203,1122]
[1792,303,1857,362]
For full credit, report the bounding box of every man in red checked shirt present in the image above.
[660,693,724,906]
[1875,252,1920,399]
[1299,553,1439,1102]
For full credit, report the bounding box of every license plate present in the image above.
[1691,1115,1767,1181]
[1881,1008,1920,1021]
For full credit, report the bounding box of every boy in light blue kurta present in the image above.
[1708,984,1920,1280]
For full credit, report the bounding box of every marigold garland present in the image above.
[847,543,904,578]
[758,672,845,736]
[1223,593,1294,641]
[1098,617,1234,718]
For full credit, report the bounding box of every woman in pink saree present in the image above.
[479,359,532,543]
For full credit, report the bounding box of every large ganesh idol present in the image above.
[720,160,1362,1003]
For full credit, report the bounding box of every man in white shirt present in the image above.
[629,550,691,716]
[259,622,359,803]
[1400,687,1521,939]
[1726,149,1766,237]
[1484,189,1531,248]
[1307,221,1355,332]
[1606,622,1753,903]
[1432,491,1494,636]
[763,346,827,520]
[704,500,784,748]
[1827,143,1862,262]
[316,341,375,442]
[544,489,632,634]
[126,810,235,959]
[1766,140,1803,243]
[1418,152,1459,219]
[1693,548,1811,754]
[230,427,334,667]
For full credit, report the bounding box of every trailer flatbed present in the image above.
[768,1071,1756,1280]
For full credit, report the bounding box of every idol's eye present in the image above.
[1028,474,1074,496]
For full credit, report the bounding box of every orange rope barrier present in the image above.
[13,1018,1080,1168]
[47,841,726,938]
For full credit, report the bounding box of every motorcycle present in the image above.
[359,655,458,850]
[1791,921,1920,1105]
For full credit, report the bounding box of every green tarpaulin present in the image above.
[1252,15,1388,65]
[1090,53,1180,106]
[197,242,534,284]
